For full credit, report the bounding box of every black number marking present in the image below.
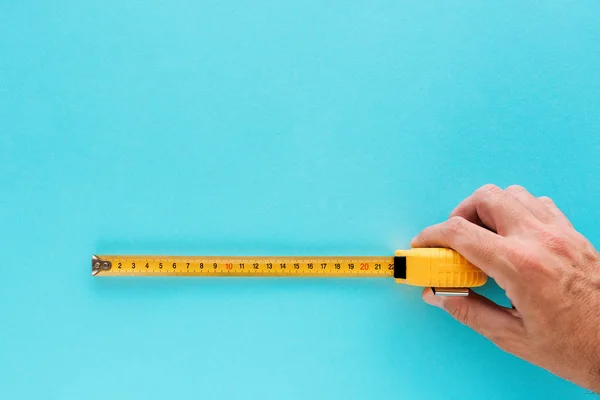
[375,264,381,270]
[118,262,122,269]
[159,262,163,269]
[145,263,149,268]
[267,263,273,269]
[348,263,354,270]
[321,263,327,269]
[172,262,177,269]
[334,263,341,269]
[132,262,136,269]
[186,263,190,269]
[253,263,259,269]
[213,263,217,269]
[239,263,245,269]
[388,264,394,270]
[280,263,286,269]
[199,263,204,269]
[308,263,314,269]
[293,263,300,269]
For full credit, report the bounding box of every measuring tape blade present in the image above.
[91,255,394,277]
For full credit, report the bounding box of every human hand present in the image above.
[411,184,600,392]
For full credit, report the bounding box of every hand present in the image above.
[411,184,600,392]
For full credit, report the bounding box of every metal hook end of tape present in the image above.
[92,255,112,276]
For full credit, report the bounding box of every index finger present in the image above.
[411,216,514,287]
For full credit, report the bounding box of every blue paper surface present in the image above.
[1,1,599,399]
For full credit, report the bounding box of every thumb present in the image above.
[423,288,523,346]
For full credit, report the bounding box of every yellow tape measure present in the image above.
[92,248,487,295]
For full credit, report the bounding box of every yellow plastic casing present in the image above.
[394,248,487,288]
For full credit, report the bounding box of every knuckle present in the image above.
[446,301,477,327]
[473,185,503,212]
[538,196,554,206]
[445,216,469,236]
[539,228,572,258]
[475,184,502,199]
[581,241,600,264]
[506,185,526,195]
[506,246,544,272]
[584,249,598,265]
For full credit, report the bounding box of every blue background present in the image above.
[1,1,599,399]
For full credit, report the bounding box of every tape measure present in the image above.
[92,248,487,296]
